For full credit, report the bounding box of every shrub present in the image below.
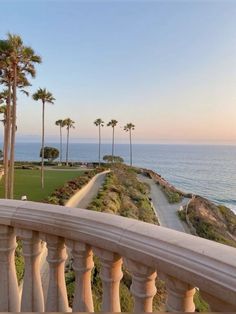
[15,240,24,284]
[178,209,186,221]
[46,168,104,205]
[103,155,124,163]
[40,146,59,162]
[162,186,182,203]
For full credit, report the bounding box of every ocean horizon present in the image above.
[2,142,236,214]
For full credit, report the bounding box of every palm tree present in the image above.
[55,119,64,163]
[0,33,41,198]
[124,123,135,166]
[107,119,118,162]
[0,97,7,165]
[33,88,55,189]
[94,118,104,166]
[0,101,7,168]
[0,89,8,130]
[63,118,75,166]
[0,84,11,198]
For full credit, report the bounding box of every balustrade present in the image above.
[0,226,19,311]
[124,259,157,312]
[17,229,44,312]
[67,240,94,312]
[43,234,69,312]
[0,199,235,312]
[94,248,123,312]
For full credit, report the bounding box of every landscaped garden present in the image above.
[0,168,86,202]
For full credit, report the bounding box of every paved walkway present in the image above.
[138,174,190,233]
[75,171,108,208]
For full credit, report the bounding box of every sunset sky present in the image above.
[1,0,236,144]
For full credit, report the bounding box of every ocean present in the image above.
[8,142,236,213]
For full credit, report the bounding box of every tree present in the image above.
[40,146,59,163]
[94,118,104,166]
[63,118,75,166]
[33,88,55,188]
[0,102,7,167]
[124,123,135,166]
[55,119,64,163]
[107,119,118,162]
[103,155,124,163]
[0,33,41,198]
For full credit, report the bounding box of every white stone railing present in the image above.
[0,199,235,312]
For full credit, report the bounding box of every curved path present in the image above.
[75,171,108,209]
[138,174,190,233]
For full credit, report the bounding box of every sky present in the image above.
[0,0,236,144]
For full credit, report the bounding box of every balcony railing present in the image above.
[0,199,235,312]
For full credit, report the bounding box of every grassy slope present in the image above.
[179,196,236,248]
[0,169,84,201]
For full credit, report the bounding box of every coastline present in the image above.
[2,142,236,213]
[140,167,236,247]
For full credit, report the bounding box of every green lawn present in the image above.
[0,169,85,202]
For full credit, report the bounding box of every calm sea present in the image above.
[7,142,236,213]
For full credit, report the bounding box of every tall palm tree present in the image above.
[55,119,64,163]
[107,119,118,162]
[0,33,41,198]
[33,88,55,189]
[94,118,104,166]
[0,102,7,168]
[0,89,8,130]
[63,118,75,166]
[124,123,135,166]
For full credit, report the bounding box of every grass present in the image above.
[0,169,85,201]
[51,165,81,170]
[161,186,182,203]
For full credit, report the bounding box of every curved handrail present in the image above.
[0,199,235,307]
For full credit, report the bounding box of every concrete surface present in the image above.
[138,174,190,233]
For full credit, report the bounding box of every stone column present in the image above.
[45,235,69,312]
[18,229,44,311]
[124,258,157,312]
[162,274,195,312]
[95,248,123,312]
[0,225,20,311]
[68,241,94,312]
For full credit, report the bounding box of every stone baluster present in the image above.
[44,234,69,312]
[200,291,236,311]
[94,248,123,312]
[17,229,44,311]
[161,273,195,312]
[67,241,94,312]
[124,258,157,312]
[0,225,20,311]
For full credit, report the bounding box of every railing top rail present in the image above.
[0,199,235,305]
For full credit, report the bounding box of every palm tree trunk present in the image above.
[4,82,11,198]
[41,100,45,189]
[99,125,101,166]
[130,129,132,166]
[9,64,17,199]
[112,127,114,162]
[60,125,62,163]
[66,127,69,166]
